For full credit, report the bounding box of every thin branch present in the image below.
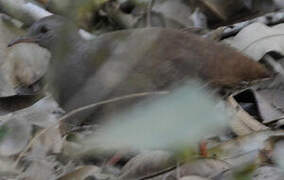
[139,165,176,180]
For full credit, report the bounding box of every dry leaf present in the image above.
[252,166,284,180]
[0,96,63,128]
[177,159,230,178]
[152,0,194,28]
[207,130,284,162]
[224,22,284,60]
[0,14,24,97]
[37,126,63,154]
[7,43,50,87]
[58,166,113,180]
[227,94,268,136]
[0,156,20,177]
[155,159,230,180]
[0,13,50,97]
[179,176,211,180]
[19,154,57,180]
[0,115,31,156]
[198,0,247,21]
[119,150,175,179]
[253,89,284,124]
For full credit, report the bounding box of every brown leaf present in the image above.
[197,0,247,21]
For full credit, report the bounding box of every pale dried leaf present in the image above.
[253,90,284,124]
[227,95,268,136]
[207,130,284,161]
[152,0,194,28]
[0,13,50,97]
[150,159,229,180]
[0,115,31,156]
[177,159,230,178]
[119,150,174,179]
[20,156,57,180]
[252,166,284,180]
[0,14,23,97]
[37,126,63,154]
[0,95,63,130]
[272,141,284,169]
[7,43,50,87]
[13,96,64,127]
[179,176,210,180]
[0,157,20,177]
[58,166,112,180]
[224,22,284,60]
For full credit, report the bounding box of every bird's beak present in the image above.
[7,36,37,47]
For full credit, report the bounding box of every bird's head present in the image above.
[8,15,80,50]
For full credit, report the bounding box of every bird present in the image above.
[8,15,270,125]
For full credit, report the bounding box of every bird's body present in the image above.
[9,15,269,123]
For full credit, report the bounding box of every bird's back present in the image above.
[54,28,269,124]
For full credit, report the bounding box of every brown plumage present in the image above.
[9,15,270,124]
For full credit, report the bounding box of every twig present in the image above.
[14,91,169,166]
[146,0,155,27]
[138,165,177,180]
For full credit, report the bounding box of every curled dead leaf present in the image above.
[227,94,268,136]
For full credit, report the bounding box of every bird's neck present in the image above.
[48,31,84,54]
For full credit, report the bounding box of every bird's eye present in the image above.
[40,26,49,34]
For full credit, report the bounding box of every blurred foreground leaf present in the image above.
[80,81,230,154]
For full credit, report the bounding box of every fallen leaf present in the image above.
[252,166,284,180]
[227,94,268,136]
[224,22,284,60]
[177,159,230,178]
[19,154,57,180]
[0,13,50,97]
[153,159,230,180]
[253,89,284,124]
[207,130,284,164]
[0,115,31,156]
[0,96,63,128]
[151,0,194,28]
[58,166,113,180]
[119,150,175,179]
[179,176,211,180]
[197,0,247,21]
